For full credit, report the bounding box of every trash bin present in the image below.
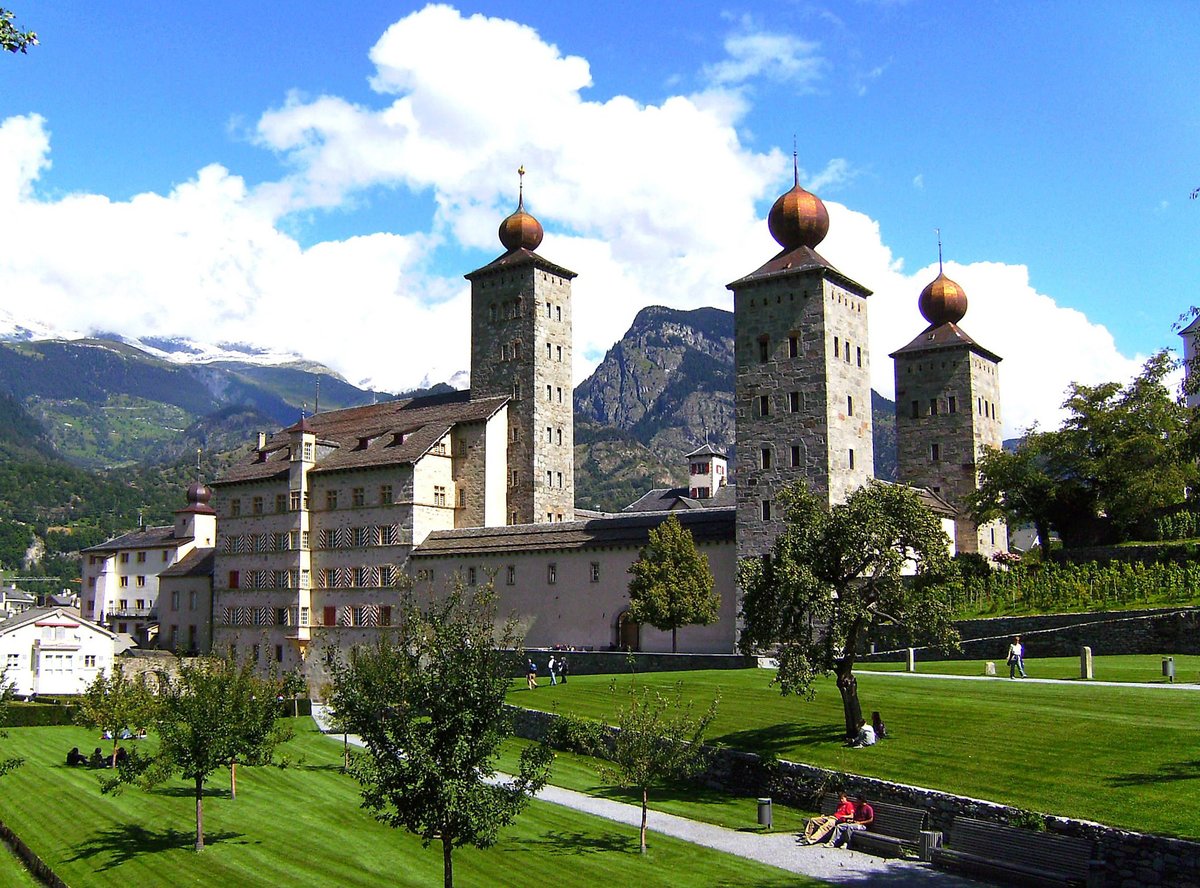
[757,797,773,829]
[919,830,943,862]
[1163,657,1175,683]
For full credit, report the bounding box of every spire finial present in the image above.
[517,165,526,209]
[792,137,799,187]
[936,227,943,274]
[196,447,202,482]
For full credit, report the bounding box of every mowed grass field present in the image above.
[509,666,1200,839]
[0,723,817,888]
[856,654,1200,683]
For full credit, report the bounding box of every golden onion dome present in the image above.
[498,166,543,252]
[918,271,968,326]
[768,154,829,250]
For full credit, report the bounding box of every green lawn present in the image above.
[0,723,818,888]
[497,738,812,833]
[856,653,1200,683]
[0,844,40,888]
[509,668,1200,839]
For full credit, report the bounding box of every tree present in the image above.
[104,657,289,851]
[0,672,23,777]
[970,351,1199,549]
[592,680,716,853]
[0,8,36,53]
[739,481,956,738]
[330,582,552,888]
[627,514,719,653]
[77,662,155,767]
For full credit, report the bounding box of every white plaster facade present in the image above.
[0,607,116,698]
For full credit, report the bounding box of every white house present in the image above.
[0,607,117,698]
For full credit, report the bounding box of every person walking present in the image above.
[560,655,568,684]
[1007,635,1027,679]
[527,658,539,690]
[547,655,558,685]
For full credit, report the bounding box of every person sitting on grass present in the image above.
[799,792,855,844]
[831,796,875,848]
[66,747,86,767]
[848,718,876,748]
[871,711,888,740]
[88,747,105,769]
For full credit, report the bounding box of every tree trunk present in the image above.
[640,786,648,853]
[230,761,237,800]
[110,739,119,769]
[442,835,453,888]
[1036,520,1052,559]
[671,627,677,654]
[194,776,205,851]
[835,662,863,739]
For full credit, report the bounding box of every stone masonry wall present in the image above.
[509,705,1200,887]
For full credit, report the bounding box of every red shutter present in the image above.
[229,570,239,589]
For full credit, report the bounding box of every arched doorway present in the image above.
[616,610,640,652]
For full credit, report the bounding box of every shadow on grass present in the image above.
[713,722,842,755]
[149,785,231,799]
[511,829,636,855]
[70,824,245,870]
[1106,760,1200,787]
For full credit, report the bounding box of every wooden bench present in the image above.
[932,816,1104,887]
[818,794,928,858]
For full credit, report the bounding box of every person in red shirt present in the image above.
[831,797,875,848]
[799,792,855,844]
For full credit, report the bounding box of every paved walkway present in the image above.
[311,706,987,886]
[858,670,1200,690]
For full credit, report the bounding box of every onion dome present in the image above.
[918,271,968,327]
[768,153,829,250]
[186,481,212,508]
[498,165,543,252]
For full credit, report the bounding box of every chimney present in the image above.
[257,431,267,449]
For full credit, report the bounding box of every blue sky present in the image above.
[1,2,1197,434]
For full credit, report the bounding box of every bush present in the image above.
[5,703,79,727]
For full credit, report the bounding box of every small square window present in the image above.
[547,563,557,584]
[352,487,365,507]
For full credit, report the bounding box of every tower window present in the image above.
[788,336,799,358]
[931,443,941,462]
[833,336,839,356]
[761,500,772,521]
[758,395,770,417]
[789,391,800,413]
[546,471,553,487]
[847,395,854,416]
[929,398,939,416]
[513,380,521,400]
[556,386,562,403]
[856,347,862,367]
[791,445,801,467]
[844,341,851,362]
[556,428,562,445]
[488,304,497,322]
[912,401,919,419]
[556,471,563,488]
[849,449,855,470]
[546,343,552,359]
[546,426,552,442]
[557,345,562,362]
[556,305,562,322]
[758,336,769,362]
[547,384,552,401]
[948,396,957,414]
[760,447,771,470]
[546,302,552,318]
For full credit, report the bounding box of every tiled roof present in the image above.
[413,508,735,557]
[623,483,737,513]
[726,245,872,296]
[464,248,577,281]
[889,321,1002,363]
[0,606,115,639]
[82,525,186,554]
[214,391,508,485]
[159,547,215,579]
[685,443,727,459]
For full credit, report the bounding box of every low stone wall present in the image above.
[509,706,1200,887]
[0,818,68,888]
[521,649,754,676]
[863,607,1200,663]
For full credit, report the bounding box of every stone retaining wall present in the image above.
[863,607,1200,663]
[508,706,1200,887]
[0,818,68,888]
[521,649,754,676]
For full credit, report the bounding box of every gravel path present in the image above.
[858,670,1200,689]
[311,706,989,886]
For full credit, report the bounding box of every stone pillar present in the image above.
[906,647,916,672]
[1080,645,1093,680]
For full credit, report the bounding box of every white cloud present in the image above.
[912,173,924,190]
[702,27,825,89]
[0,4,1144,439]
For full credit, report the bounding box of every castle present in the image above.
[87,160,1006,664]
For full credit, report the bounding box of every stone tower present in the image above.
[891,261,1008,558]
[729,159,875,559]
[466,171,576,524]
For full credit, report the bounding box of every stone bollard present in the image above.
[1080,645,1093,680]
[984,661,996,677]
[906,648,916,672]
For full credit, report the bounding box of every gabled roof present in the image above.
[0,606,116,639]
[726,245,872,296]
[464,248,577,281]
[623,482,737,513]
[214,391,508,485]
[82,525,187,554]
[413,508,734,557]
[889,321,1002,363]
[685,443,727,460]
[159,547,215,579]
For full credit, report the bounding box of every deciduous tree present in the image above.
[627,514,719,653]
[330,582,551,888]
[0,8,35,53]
[739,481,955,738]
[77,662,154,767]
